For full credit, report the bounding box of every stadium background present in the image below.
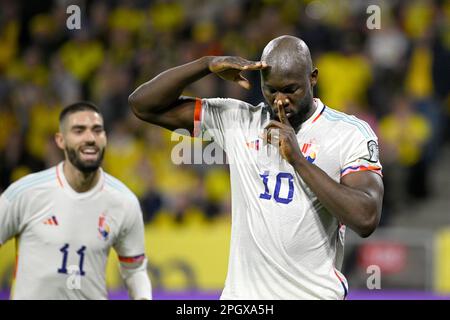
[0,0,449,299]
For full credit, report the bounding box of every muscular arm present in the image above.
[292,158,384,237]
[128,57,211,133]
[266,100,384,238]
[128,56,267,134]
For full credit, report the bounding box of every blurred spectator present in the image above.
[7,46,48,86]
[0,129,45,193]
[93,60,133,129]
[379,95,432,200]
[49,54,82,106]
[0,1,20,73]
[59,29,104,84]
[316,32,372,112]
[366,13,410,116]
[25,97,61,161]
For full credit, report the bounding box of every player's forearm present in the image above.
[123,270,152,300]
[128,56,212,117]
[292,157,380,238]
[120,258,152,300]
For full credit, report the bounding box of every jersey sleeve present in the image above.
[194,97,252,152]
[113,195,146,265]
[339,122,383,178]
[0,193,21,245]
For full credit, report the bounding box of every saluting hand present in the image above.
[208,56,268,90]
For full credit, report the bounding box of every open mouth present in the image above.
[79,146,99,160]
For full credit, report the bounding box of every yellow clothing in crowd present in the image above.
[59,40,104,82]
[316,52,372,111]
[379,113,431,166]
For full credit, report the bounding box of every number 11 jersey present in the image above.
[0,162,146,299]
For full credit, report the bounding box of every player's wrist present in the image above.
[201,56,215,73]
[289,151,306,168]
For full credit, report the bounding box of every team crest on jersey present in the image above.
[301,142,319,164]
[98,213,110,241]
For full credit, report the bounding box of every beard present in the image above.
[66,145,105,173]
[289,89,314,129]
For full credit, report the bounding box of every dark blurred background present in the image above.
[0,0,449,299]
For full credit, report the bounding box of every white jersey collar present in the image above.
[298,98,325,133]
[56,161,104,199]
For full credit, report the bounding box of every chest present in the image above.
[228,126,342,181]
[21,191,122,252]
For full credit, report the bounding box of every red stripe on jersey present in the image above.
[119,254,145,264]
[341,165,383,178]
[301,143,310,154]
[193,98,202,137]
[312,105,325,123]
[334,268,348,299]
[56,165,63,188]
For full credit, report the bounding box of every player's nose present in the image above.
[83,130,96,142]
[274,95,290,106]
[273,97,290,110]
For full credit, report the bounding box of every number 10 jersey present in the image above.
[195,97,382,300]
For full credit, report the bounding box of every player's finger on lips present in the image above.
[277,100,287,124]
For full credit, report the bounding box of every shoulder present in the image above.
[102,172,140,206]
[202,97,263,112]
[322,106,377,140]
[2,167,57,202]
[201,98,266,126]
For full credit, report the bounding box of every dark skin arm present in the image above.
[128,56,268,134]
[265,100,384,238]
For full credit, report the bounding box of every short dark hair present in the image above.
[59,101,102,126]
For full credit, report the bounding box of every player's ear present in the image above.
[55,132,65,150]
[310,68,318,87]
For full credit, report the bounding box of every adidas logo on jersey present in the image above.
[43,215,59,226]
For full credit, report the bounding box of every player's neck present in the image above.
[303,100,317,122]
[63,161,101,193]
[291,100,317,133]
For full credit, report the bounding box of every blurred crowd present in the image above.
[0,0,449,226]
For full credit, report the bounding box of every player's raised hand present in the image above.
[208,56,268,90]
[264,99,303,165]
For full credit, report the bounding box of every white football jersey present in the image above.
[0,162,147,300]
[195,97,382,300]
